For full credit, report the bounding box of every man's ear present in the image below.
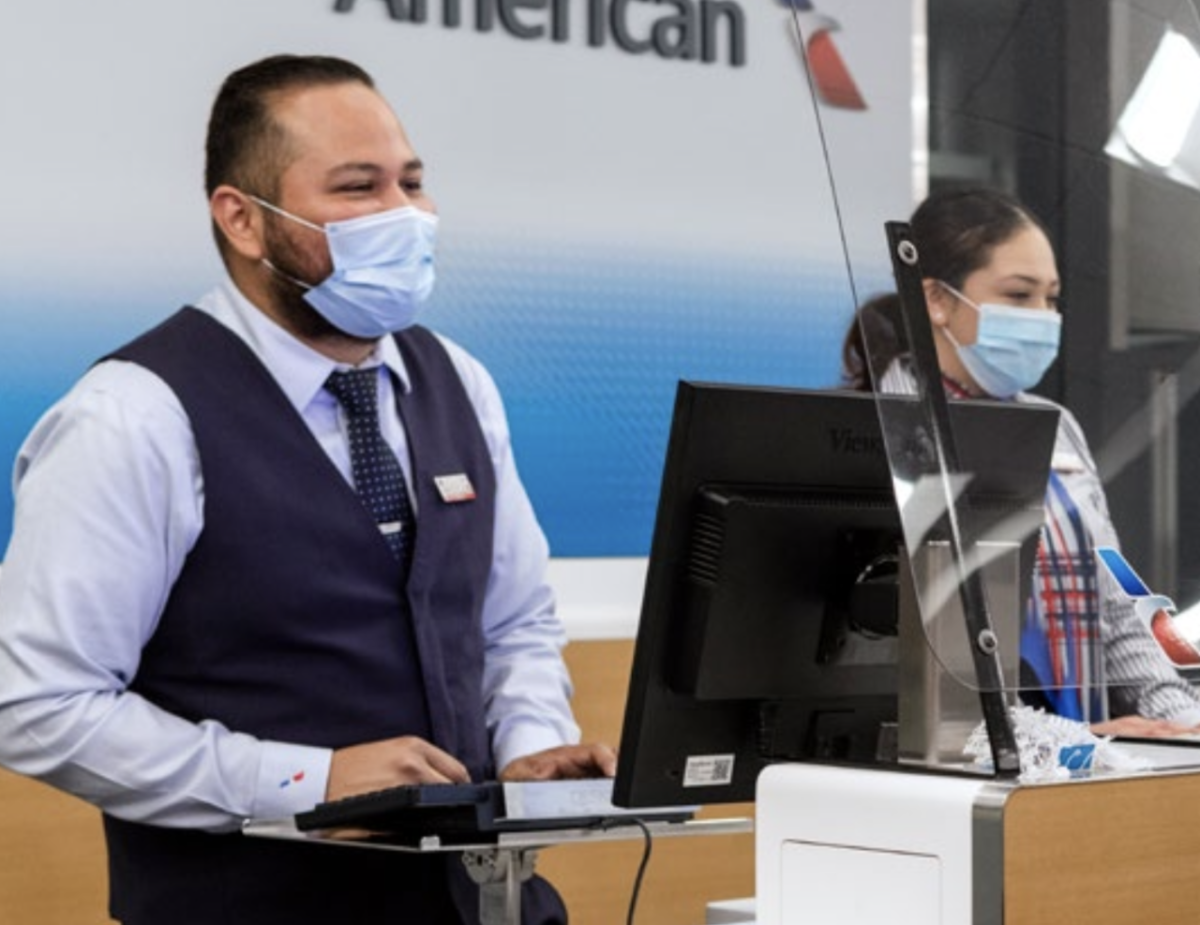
[210,186,266,261]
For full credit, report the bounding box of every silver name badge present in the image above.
[434,473,476,503]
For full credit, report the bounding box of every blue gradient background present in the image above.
[1,237,881,557]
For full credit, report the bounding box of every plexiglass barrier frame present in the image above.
[789,0,1200,773]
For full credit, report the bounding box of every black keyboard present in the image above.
[295,781,503,842]
[295,779,694,844]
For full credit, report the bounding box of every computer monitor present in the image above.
[612,381,1058,808]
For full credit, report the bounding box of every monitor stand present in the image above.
[897,540,1024,767]
[461,844,537,925]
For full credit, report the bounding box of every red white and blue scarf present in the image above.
[938,376,1102,720]
[1022,471,1104,721]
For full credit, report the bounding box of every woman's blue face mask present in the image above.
[937,282,1062,398]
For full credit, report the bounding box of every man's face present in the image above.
[258,81,436,334]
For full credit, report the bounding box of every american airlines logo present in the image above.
[782,0,866,109]
[334,0,747,66]
[332,0,868,79]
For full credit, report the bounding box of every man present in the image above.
[0,54,614,924]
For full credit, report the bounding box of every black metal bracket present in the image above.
[880,220,1020,778]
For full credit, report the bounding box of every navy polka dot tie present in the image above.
[324,368,415,570]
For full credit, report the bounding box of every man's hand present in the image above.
[1090,715,1200,739]
[498,743,618,781]
[326,736,470,802]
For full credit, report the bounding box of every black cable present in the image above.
[624,818,653,925]
[594,816,654,925]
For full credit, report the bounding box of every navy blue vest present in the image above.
[95,309,567,924]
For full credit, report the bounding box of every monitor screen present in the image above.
[612,382,1058,808]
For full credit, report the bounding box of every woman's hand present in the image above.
[1089,715,1199,739]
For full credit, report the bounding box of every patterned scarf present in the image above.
[1021,472,1104,721]
[938,376,1102,720]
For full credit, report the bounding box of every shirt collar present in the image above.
[940,373,974,400]
[196,275,413,413]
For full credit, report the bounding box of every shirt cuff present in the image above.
[249,741,333,821]
[1168,705,1200,729]
[493,721,580,776]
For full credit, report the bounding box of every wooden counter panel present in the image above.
[0,768,108,924]
[1004,771,1200,925]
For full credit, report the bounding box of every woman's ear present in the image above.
[923,278,949,325]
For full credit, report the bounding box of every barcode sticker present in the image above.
[683,754,735,787]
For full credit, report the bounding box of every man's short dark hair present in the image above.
[204,55,375,261]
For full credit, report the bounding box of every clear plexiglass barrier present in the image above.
[791,0,1200,772]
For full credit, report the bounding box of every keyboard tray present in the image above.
[294,779,693,845]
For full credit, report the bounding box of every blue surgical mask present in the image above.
[938,282,1062,398]
[252,197,438,338]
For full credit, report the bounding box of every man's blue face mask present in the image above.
[252,196,438,339]
[937,282,1062,398]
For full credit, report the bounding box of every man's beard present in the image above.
[261,217,345,341]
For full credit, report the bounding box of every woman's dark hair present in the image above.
[840,187,1049,390]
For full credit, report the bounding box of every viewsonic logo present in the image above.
[780,0,867,110]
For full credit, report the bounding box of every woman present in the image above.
[843,187,1200,737]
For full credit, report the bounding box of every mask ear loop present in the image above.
[262,258,314,292]
[929,281,972,346]
[248,194,327,291]
[248,195,326,233]
[927,284,985,400]
[935,280,981,312]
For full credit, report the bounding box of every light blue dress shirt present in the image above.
[0,277,580,832]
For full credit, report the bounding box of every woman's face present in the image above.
[925,224,1061,394]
